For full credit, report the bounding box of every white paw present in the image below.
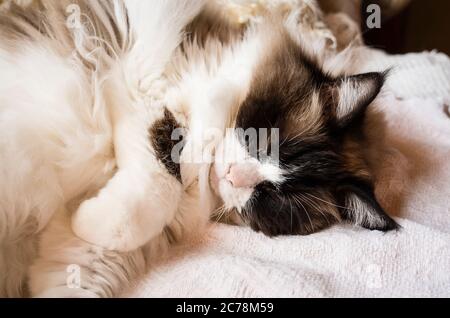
[72,194,153,252]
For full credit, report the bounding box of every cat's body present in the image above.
[0,0,398,297]
[0,0,211,297]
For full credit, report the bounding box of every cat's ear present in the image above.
[326,72,386,128]
[337,178,399,232]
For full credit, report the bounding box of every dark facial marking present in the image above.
[244,181,340,236]
[234,31,398,237]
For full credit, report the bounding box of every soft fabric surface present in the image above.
[124,50,450,298]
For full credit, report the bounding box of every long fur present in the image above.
[0,0,398,297]
[0,0,207,297]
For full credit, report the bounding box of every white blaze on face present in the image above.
[211,132,284,212]
[226,160,262,188]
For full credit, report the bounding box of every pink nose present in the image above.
[226,162,262,188]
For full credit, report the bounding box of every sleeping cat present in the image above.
[0,0,398,297]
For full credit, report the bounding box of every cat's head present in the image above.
[210,27,399,236]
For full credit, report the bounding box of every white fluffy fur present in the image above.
[0,0,208,297]
[0,0,353,298]
[0,0,276,298]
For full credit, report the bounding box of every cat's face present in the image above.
[210,31,398,236]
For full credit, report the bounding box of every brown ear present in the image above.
[337,178,399,232]
[328,72,386,128]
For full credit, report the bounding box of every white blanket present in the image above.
[125,50,450,298]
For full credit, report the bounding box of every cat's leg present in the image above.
[32,181,210,298]
[70,0,207,253]
[30,209,147,298]
[71,98,183,252]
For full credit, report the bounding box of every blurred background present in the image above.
[1,0,449,55]
[363,0,450,55]
[320,0,450,55]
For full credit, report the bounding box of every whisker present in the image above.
[290,194,313,232]
[287,196,294,233]
[304,192,351,211]
[297,193,332,226]
[212,204,227,224]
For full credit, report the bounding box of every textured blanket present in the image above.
[125,50,450,298]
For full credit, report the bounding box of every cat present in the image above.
[0,0,209,298]
[0,0,398,298]
[169,3,400,236]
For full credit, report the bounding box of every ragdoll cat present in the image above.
[167,4,400,236]
[0,0,398,298]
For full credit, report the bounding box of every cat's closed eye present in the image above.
[210,27,398,237]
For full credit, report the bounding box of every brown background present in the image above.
[363,0,450,55]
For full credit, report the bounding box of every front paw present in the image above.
[72,195,150,252]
